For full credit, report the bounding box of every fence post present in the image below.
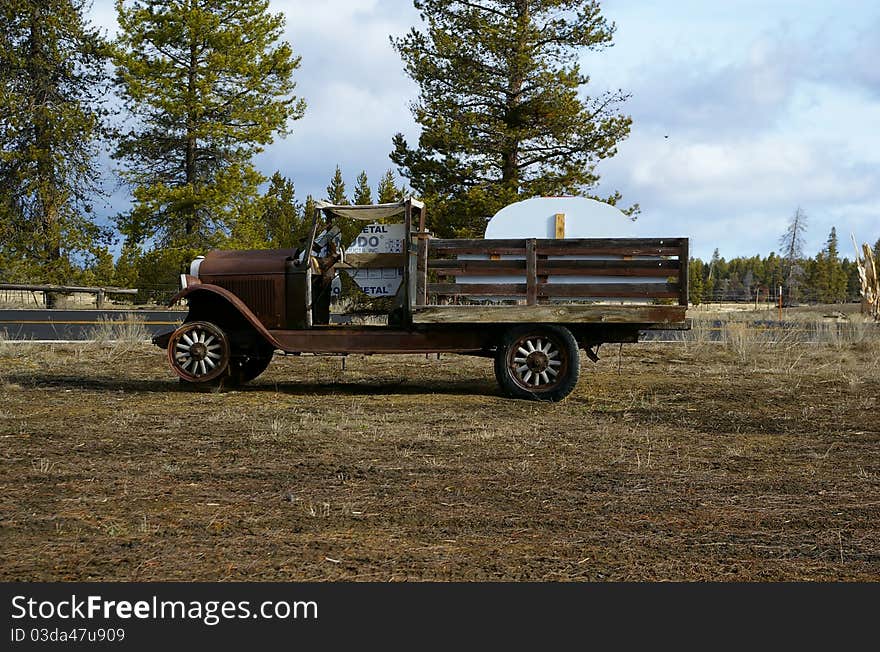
[526,239,537,305]
[416,235,428,306]
[679,239,689,306]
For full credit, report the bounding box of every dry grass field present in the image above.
[1,326,878,581]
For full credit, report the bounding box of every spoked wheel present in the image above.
[494,325,580,401]
[167,321,230,383]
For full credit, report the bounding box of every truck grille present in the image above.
[211,277,280,326]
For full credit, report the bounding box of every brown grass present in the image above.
[0,336,878,581]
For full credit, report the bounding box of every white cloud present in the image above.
[259,1,422,196]
[587,4,880,258]
[626,136,876,207]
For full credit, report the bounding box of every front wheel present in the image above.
[167,321,230,383]
[494,325,580,401]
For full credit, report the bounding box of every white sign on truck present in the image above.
[343,223,405,297]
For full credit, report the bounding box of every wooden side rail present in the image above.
[429,238,687,257]
[426,282,681,299]
[427,258,681,277]
[421,237,689,307]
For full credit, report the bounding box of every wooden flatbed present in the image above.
[410,304,687,325]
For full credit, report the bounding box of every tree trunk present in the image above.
[501,0,530,189]
[29,6,63,269]
[184,38,198,237]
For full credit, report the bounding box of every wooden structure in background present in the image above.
[852,237,879,321]
[0,283,138,309]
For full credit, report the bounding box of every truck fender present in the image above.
[161,284,283,350]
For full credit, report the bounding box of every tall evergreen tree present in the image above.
[325,166,348,205]
[779,207,807,269]
[688,258,704,305]
[822,226,846,303]
[112,0,305,250]
[302,195,316,232]
[377,169,404,204]
[0,0,111,282]
[229,171,308,249]
[353,171,373,205]
[779,207,808,303]
[113,239,141,289]
[391,0,633,236]
[261,173,308,249]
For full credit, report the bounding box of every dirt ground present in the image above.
[1,336,878,581]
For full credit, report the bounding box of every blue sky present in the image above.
[89,0,880,260]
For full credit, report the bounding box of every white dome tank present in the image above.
[485,196,662,239]
[456,196,673,297]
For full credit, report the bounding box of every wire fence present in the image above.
[643,318,880,344]
[691,284,861,306]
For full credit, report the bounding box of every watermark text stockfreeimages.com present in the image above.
[11,594,318,627]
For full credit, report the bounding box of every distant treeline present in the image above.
[689,228,880,305]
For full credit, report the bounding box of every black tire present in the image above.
[494,325,580,401]
[227,350,274,385]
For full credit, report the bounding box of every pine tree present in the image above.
[326,166,348,205]
[688,258,704,305]
[112,0,305,250]
[261,173,308,249]
[228,171,308,249]
[113,239,142,289]
[762,252,784,293]
[301,195,316,233]
[807,253,826,303]
[779,208,807,262]
[843,259,861,302]
[0,0,112,282]
[822,226,846,303]
[779,207,808,303]
[81,248,116,287]
[391,0,633,236]
[377,169,404,204]
[353,171,373,205]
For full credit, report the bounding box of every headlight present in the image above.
[190,256,205,277]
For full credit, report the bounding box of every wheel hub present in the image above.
[509,336,564,389]
[190,342,208,360]
[526,350,549,372]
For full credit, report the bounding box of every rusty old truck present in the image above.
[153,198,689,401]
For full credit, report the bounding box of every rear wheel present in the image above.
[167,321,230,383]
[494,325,580,401]
[228,348,274,385]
